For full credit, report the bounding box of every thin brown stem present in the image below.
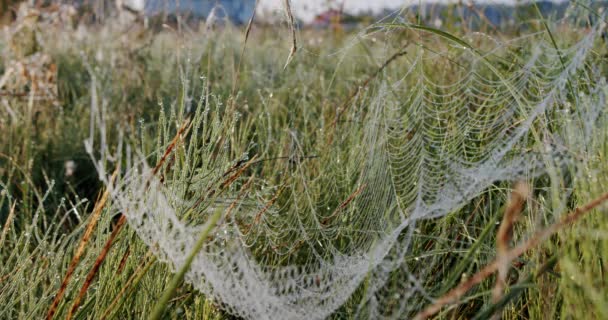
[330,45,410,129]
[99,251,155,320]
[321,184,367,225]
[231,0,259,97]
[493,182,530,304]
[414,190,608,320]
[46,171,117,320]
[67,215,127,320]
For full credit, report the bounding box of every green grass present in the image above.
[1,4,608,319]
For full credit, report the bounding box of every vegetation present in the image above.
[0,2,607,319]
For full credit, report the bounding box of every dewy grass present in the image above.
[1,2,608,319]
[97,21,605,319]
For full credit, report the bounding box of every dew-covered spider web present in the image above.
[88,10,607,320]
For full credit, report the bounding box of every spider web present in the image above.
[88,14,606,320]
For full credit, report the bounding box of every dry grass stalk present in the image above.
[232,0,259,96]
[152,118,191,176]
[116,245,131,274]
[321,184,367,225]
[282,0,297,70]
[466,2,498,32]
[156,120,192,184]
[220,154,258,190]
[0,91,28,97]
[0,202,16,249]
[414,190,608,320]
[0,267,19,284]
[0,213,20,282]
[46,171,117,320]
[66,214,127,320]
[493,182,530,305]
[225,175,255,221]
[99,251,155,320]
[330,45,409,129]
[253,186,284,224]
[191,154,258,212]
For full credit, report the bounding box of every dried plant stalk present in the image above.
[0,203,16,250]
[321,184,367,225]
[282,0,297,70]
[493,182,530,304]
[330,45,409,129]
[46,171,117,320]
[232,0,259,96]
[414,190,608,320]
[66,214,127,320]
[99,251,155,320]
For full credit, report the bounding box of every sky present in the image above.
[257,1,558,22]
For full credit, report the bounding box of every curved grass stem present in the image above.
[148,209,223,320]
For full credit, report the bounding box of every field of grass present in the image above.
[1,2,608,319]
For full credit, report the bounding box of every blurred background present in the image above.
[2,0,601,30]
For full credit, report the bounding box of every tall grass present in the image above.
[1,3,607,319]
